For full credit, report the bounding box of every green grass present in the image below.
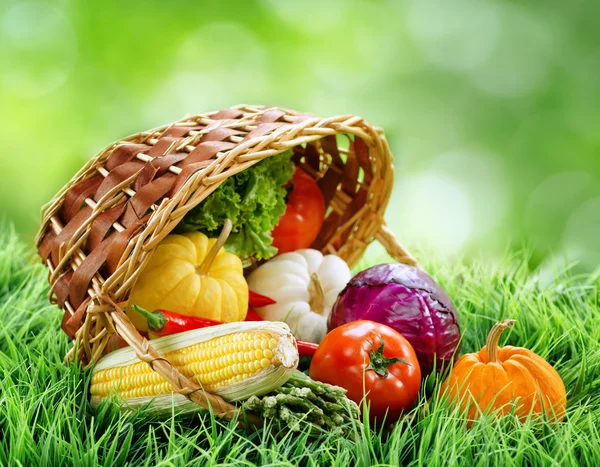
[1,221,599,466]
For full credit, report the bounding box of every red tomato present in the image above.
[272,167,325,254]
[309,320,421,423]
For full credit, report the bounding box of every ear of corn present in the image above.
[90,321,298,415]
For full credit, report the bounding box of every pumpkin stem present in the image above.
[197,219,233,276]
[486,319,516,363]
[308,273,326,315]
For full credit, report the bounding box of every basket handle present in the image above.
[101,295,260,428]
[375,223,418,267]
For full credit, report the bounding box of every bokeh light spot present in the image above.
[389,174,473,255]
[469,4,553,97]
[563,197,600,270]
[144,22,267,124]
[261,0,344,34]
[429,147,508,238]
[0,2,75,96]
[526,171,598,250]
[408,0,500,72]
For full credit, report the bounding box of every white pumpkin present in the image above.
[247,249,351,343]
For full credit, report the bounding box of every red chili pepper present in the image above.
[245,307,265,322]
[297,340,319,357]
[248,290,276,307]
[132,304,320,359]
[132,305,222,339]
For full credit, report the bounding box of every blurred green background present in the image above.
[1,0,599,269]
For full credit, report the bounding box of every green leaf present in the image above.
[175,150,294,259]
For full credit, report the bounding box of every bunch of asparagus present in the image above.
[243,371,361,435]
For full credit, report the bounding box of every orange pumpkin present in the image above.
[441,320,567,422]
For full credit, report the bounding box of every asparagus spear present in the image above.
[242,371,360,434]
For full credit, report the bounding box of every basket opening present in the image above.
[290,135,373,255]
[36,106,397,366]
[168,134,374,266]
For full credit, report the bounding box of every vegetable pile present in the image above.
[94,148,568,435]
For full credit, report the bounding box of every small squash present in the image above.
[441,320,566,422]
[247,249,351,343]
[127,220,248,331]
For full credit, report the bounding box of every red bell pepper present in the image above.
[132,305,221,339]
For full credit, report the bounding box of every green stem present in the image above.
[131,305,166,332]
[365,334,410,378]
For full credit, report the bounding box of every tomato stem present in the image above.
[365,334,410,378]
[197,218,232,276]
[486,319,516,363]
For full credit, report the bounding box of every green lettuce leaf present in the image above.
[175,150,294,260]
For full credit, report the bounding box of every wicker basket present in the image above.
[36,105,416,421]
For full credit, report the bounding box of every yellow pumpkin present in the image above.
[127,229,248,331]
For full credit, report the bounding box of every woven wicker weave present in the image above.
[36,105,416,421]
